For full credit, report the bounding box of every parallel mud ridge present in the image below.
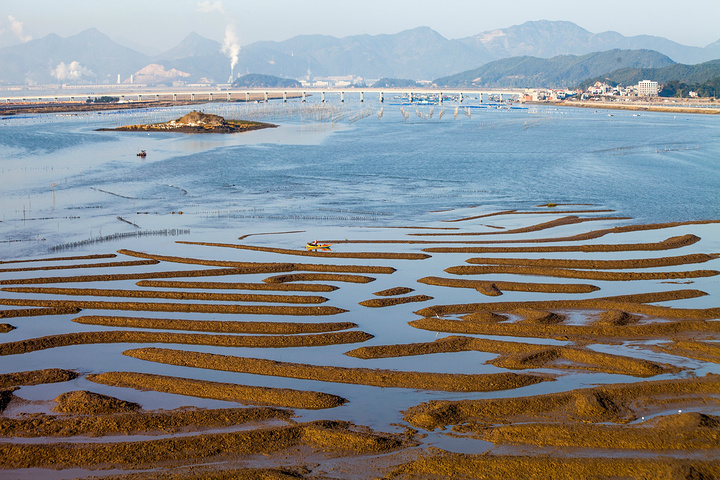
[414,216,621,236]
[442,208,616,223]
[73,315,357,334]
[346,335,679,377]
[653,340,720,364]
[90,371,346,409]
[96,467,314,480]
[0,306,81,318]
[389,454,720,480]
[0,402,292,437]
[264,273,376,284]
[359,295,433,308]
[465,253,718,269]
[0,324,13,333]
[118,249,396,274]
[0,297,348,316]
[373,286,415,296]
[445,264,719,281]
[135,279,338,292]
[125,347,551,392]
[0,420,405,469]
[177,241,432,260]
[1,286,329,304]
[412,315,720,341]
[403,374,720,430]
[0,267,279,286]
[419,276,600,294]
[0,253,116,265]
[0,330,372,356]
[0,369,78,389]
[54,390,140,414]
[422,233,702,253]
[414,289,718,318]
[0,259,158,273]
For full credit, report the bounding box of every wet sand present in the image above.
[1,213,719,478]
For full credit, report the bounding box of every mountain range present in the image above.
[0,20,718,87]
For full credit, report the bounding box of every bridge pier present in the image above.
[283,91,287,103]
[360,91,364,103]
[190,93,195,101]
[340,91,344,103]
[155,94,159,101]
[227,92,231,101]
[438,92,443,104]
[459,93,463,103]
[264,92,268,102]
[209,92,213,101]
[302,92,306,102]
[379,92,384,103]
[321,91,325,103]
[173,94,177,101]
[408,92,413,102]
[245,92,250,102]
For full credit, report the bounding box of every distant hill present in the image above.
[0,21,718,86]
[231,73,301,88]
[578,59,720,89]
[433,49,675,88]
[0,28,148,85]
[458,20,720,65]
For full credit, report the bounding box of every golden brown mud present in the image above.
[124,347,551,392]
[0,259,158,273]
[1,286,329,304]
[135,279,338,292]
[0,330,372,356]
[373,286,415,296]
[73,315,357,334]
[418,276,600,294]
[0,297,348,315]
[89,371,346,409]
[359,295,433,308]
[389,453,720,480]
[346,335,678,377]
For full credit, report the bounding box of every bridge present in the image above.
[0,87,530,106]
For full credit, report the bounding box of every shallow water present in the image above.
[1,98,719,455]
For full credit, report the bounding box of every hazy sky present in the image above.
[1,0,719,53]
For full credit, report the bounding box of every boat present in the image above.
[306,241,331,250]
[137,150,147,157]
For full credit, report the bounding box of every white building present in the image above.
[638,80,658,96]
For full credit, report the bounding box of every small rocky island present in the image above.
[99,110,276,134]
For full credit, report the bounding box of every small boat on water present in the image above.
[137,150,147,157]
[306,240,331,250]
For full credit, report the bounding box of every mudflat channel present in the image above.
[1,211,719,479]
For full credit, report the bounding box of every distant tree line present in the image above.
[659,76,719,98]
[86,96,119,103]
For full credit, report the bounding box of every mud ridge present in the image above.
[135,280,338,292]
[419,276,600,294]
[73,315,357,334]
[89,371,346,409]
[444,264,719,281]
[0,259,158,273]
[1,286,329,304]
[0,298,348,316]
[124,347,551,392]
[0,330,371,356]
[359,295,433,308]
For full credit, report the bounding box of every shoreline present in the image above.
[532,99,720,115]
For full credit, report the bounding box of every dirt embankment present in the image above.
[124,347,551,393]
[418,276,599,295]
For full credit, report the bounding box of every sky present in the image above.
[1,0,719,54]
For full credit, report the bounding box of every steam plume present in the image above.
[221,23,240,80]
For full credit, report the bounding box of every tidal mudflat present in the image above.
[1,209,719,479]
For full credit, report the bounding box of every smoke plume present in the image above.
[52,61,95,81]
[221,23,240,79]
